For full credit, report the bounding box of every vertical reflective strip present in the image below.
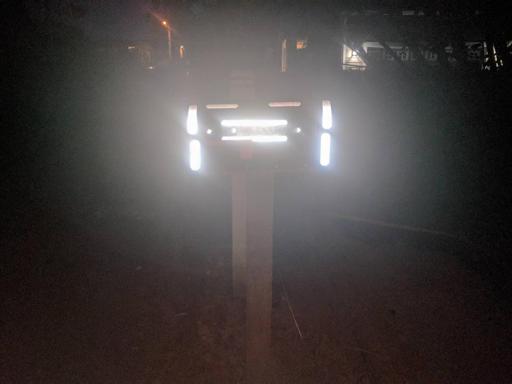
[322,100,332,130]
[320,133,331,167]
[187,105,198,135]
[189,139,201,171]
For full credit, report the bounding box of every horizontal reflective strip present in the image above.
[221,119,288,128]
[221,135,288,143]
[268,101,302,107]
[206,104,239,109]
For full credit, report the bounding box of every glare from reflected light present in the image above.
[206,104,239,109]
[187,105,198,135]
[206,129,213,135]
[221,135,288,143]
[252,135,288,143]
[322,100,332,130]
[320,133,331,166]
[221,119,288,128]
[295,127,302,133]
[189,139,201,171]
[268,101,301,108]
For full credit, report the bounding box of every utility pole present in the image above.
[161,21,172,62]
[167,27,172,61]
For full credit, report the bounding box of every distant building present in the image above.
[338,8,500,71]
[168,5,508,73]
[341,41,486,71]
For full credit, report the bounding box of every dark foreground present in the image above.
[3,209,511,383]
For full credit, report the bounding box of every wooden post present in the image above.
[245,170,274,382]
[232,168,274,382]
[232,171,247,298]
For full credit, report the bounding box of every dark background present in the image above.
[5,1,510,280]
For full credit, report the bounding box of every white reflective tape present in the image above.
[186,105,198,135]
[206,104,239,109]
[322,100,332,130]
[251,135,288,143]
[268,101,302,107]
[221,135,288,143]
[221,119,288,128]
[320,133,331,166]
[189,139,201,171]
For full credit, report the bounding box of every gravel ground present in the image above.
[3,213,511,383]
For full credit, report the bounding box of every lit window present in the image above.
[296,39,308,50]
[342,44,367,71]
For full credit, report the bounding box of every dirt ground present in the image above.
[3,212,511,383]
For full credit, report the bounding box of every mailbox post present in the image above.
[244,170,274,381]
[184,97,333,382]
[232,163,274,381]
[232,170,248,298]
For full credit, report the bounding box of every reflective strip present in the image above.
[189,139,201,171]
[221,119,288,128]
[268,101,302,107]
[186,105,198,135]
[320,133,331,166]
[322,100,332,130]
[206,104,239,109]
[221,135,288,143]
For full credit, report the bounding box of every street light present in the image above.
[161,20,172,61]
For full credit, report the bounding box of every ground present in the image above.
[3,210,511,383]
